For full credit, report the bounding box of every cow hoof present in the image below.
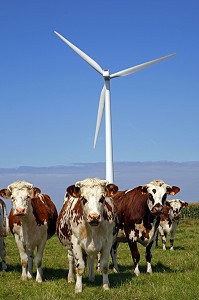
[75,285,82,293]
[113,267,119,273]
[103,284,110,291]
[146,271,152,275]
[2,265,7,271]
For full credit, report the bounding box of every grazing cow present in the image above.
[156,199,188,251]
[0,181,58,282]
[111,179,180,276]
[57,178,118,293]
[0,199,9,270]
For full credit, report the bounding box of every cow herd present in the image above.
[0,178,188,293]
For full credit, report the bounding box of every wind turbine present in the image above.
[54,31,175,183]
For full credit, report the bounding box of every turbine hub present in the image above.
[103,69,110,79]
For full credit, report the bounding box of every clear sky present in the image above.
[1,0,198,168]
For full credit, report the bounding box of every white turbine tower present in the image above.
[54,31,175,183]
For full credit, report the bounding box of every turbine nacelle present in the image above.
[103,69,110,79]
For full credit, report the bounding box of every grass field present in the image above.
[1,218,199,300]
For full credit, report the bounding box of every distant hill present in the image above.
[0,161,198,211]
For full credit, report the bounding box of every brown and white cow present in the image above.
[111,179,180,276]
[156,199,188,251]
[0,181,58,282]
[0,199,9,271]
[56,178,118,293]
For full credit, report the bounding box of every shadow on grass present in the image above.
[6,263,21,273]
[6,260,175,285]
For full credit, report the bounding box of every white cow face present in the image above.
[67,178,118,226]
[0,181,41,217]
[165,199,188,220]
[141,179,180,215]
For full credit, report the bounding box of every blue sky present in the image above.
[1,1,198,169]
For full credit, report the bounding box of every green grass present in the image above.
[1,219,199,300]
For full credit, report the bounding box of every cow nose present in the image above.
[87,213,101,225]
[15,208,26,216]
[152,204,163,215]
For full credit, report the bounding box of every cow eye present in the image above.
[99,196,105,203]
[152,189,156,194]
[81,197,87,205]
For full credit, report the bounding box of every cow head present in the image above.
[141,179,180,216]
[0,181,41,217]
[67,178,118,226]
[165,199,188,220]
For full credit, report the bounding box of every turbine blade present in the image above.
[93,85,105,148]
[54,31,103,75]
[110,53,176,78]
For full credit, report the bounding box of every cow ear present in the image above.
[105,184,118,197]
[141,186,148,195]
[33,187,41,197]
[0,189,11,200]
[181,201,188,209]
[167,186,180,195]
[67,185,81,198]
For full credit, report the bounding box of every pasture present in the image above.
[1,218,199,300]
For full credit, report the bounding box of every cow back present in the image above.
[113,187,149,225]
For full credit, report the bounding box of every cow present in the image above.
[0,181,58,282]
[0,199,9,271]
[56,178,118,293]
[110,179,180,276]
[155,199,188,251]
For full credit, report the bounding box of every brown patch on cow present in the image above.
[31,194,58,238]
[56,199,73,243]
[9,209,21,235]
[73,199,83,225]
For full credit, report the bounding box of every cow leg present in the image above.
[145,241,153,274]
[87,255,95,282]
[155,229,159,248]
[67,249,75,283]
[73,244,85,293]
[27,251,34,279]
[0,237,7,271]
[158,226,167,250]
[35,240,46,283]
[100,248,111,290]
[128,240,140,276]
[161,233,167,251]
[111,241,120,273]
[14,234,28,280]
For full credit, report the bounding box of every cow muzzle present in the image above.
[151,204,163,215]
[14,208,26,216]
[87,213,101,226]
